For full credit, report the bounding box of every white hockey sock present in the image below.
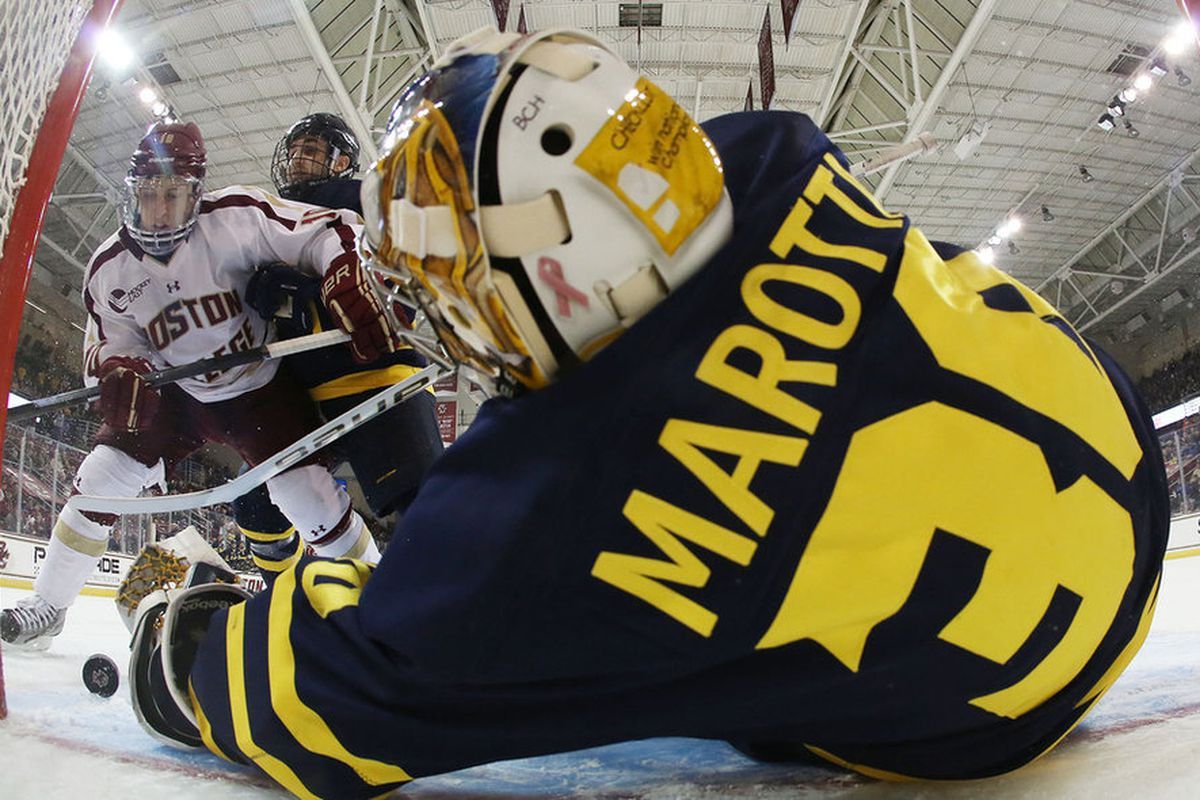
[34,445,160,609]
[266,465,381,565]
[33,517,108,609]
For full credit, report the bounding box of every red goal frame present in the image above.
[0,0,124,720]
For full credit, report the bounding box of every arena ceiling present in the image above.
[24,0,1200,371]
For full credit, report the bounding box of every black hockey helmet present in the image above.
[271,112,361,199]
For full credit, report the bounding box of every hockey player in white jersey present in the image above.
[0,121,397,649]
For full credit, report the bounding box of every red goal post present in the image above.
[0,0,123,719]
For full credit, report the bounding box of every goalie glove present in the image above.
[116,526,244,633]
[97,355,160,432]
[129,577,252,750]
[320,252,398,363]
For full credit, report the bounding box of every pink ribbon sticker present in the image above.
[537,256,590,317]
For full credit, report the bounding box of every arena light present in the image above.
[1097,113,1115,131]
[1149,57,1170,77]
[137,86,156,104]
[1164,19,1197,56]
[1118,87,1139,103]
[1079,165,1096,183]
[1178,67,1193,87]
[1124,118,1140,138]
[1107,96,1127,117]
[150,100,168,117]
[997,216,1022,238]
[1041,205,1055,222]
[978,245,996,265]
[1008,240,1020,256]
[96,27,135,72]
[1134,73,1154,92]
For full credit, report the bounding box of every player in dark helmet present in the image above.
[236,111,444,583]
[270,112,361,208]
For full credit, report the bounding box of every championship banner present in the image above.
[758,10,776,110]
[781,0,801,48]
[491,0,511,32]
[435,399,457,443]
[433,372,458,395]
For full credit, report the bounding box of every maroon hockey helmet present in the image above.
[129,121,207,180]
[122,121,206,256]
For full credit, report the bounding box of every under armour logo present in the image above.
[537,257,589,318]
[166,280,181,293]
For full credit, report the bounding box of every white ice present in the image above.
[2,556,1199,799]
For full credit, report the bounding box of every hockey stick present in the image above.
[7,330,350,424]
[66,362,449,515]
[850,133,939,177]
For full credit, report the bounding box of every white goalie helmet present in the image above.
[359,26,733,393]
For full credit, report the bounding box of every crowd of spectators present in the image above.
[1138,349,1200,414]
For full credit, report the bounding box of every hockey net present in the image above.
[0,0,124,720]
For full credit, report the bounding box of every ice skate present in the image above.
[0,594,67,650]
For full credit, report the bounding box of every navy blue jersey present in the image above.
[239,177,441,517]
[285,177,365,215]
[189,111,1167,799]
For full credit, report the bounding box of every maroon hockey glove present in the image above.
[97,355,161,432]
[320,252,398,363]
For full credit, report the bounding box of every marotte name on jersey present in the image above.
[591,153,904,637]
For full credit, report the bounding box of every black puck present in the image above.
[83,653,120,698]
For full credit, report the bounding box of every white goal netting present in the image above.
[0,1,91,264]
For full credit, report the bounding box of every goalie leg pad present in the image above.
[129,582,252,750]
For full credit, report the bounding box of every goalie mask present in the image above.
[359,27,733,393]
[121,121,206,257]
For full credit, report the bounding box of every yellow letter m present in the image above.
[591,490,758,637]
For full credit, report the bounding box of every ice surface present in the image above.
[3,556,1199,799]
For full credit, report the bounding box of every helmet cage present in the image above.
[121,174,202,256]
[359,95,543,393]
[271,114,361,199]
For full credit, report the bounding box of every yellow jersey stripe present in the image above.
[253,550,302,573]
[307,363,430,401]
[191,681,235,763]
[225,602,319,799]
[240,526,296,543]
[267,565,413,784]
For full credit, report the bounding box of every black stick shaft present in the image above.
[7,330,348,424]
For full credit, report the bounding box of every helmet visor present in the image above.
[122,175,201,255]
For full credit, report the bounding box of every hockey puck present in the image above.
[82,653,119,698]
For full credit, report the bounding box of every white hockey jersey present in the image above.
[82,185,361,403]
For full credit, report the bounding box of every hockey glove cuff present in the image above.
[97,355,160,432]
[320,252,398,363]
